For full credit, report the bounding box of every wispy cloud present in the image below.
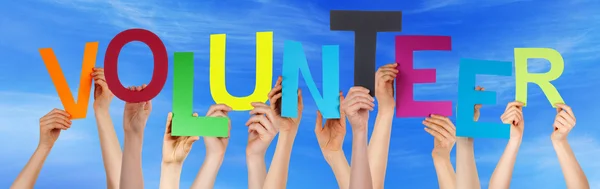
[408,0,530,14]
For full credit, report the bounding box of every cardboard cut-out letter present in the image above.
[281,41,340,118]
[395,36,452,117]
[457,59,512,138]
[210,32,273,111]
[104,28,168,103]
[172,52,229,137]
[39,42,98,119]
[330,10,402,96]
[515,48,565,107]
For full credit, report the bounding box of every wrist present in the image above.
[323,150,346,164]
[552,138,568,146]
[93,105,110,113]
[508,137,523,146]
[377,104,395,113]
[432,152,451,161]
[205,153,225,164]
[36,144,53,153]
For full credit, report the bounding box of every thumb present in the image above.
[315,110,323,132]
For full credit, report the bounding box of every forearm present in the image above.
[120,133,144,189]
[552,139,590,189]
[456,138,481,189]
[488,139,521,189]
[264,130,298,189]
[325,151,351,189]
[11,146,51,189]
[367,110,393,189]
[350,129,373,189]
[247,154,267,189]
[191,154,225,189]
[159,162,183,189]
[94,109,122,189]
[433,155,456,189]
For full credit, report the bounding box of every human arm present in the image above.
[92,67,122,189]
[246,102,279,189]
[119,85,152,189]
[11,109,72,189]
[368,63,397,189]
[551,104,589,189]
[423,114,457,189]
[191,104,233,189]
[343,87,375,189]
[316,92,350,189]
[456,86,483,189]
[488,101,525,189]
[263,76,303,189]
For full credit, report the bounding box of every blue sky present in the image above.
[0,0,599,188]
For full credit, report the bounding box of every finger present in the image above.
[249,123,269,137]
[268,84,282,99]
[47,109,70,119]
[93,67,104,72]
[347,90,374,102]
[41,113,72,125]
[275,76,283,87]
[165,112,173,134]
[297,89,303,110]
[211,111,227,117]
[339,92,345,118]
[348,86,370,96]
[381,63,398,68]
[315,110,323,132]
[424,127,445,142]
[249,106,277,124]
[429,115,456,132]
[555,103,574,118]
[504,101,524,111]
[380,69,399,76]
[207,104,233,116]
[558,112,575,128]
[346,97,375,111]
[94,78,108,88]
[270,93,282,108]
[423,120,452,139]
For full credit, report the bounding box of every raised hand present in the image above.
[500,101,524,140]
[341,86,374,132]
[92,67,114,110]
[423,114,456,158]
[123,85,152,135]
[551,103,576,141]
[375,63,398,111]
[315,92,346,154]
[38,109,72,148]
[162,112,199,164]
[474,86,484,121]
[268,76,303,132]
[246,102,278,156]
[11,109,72,189]
[204,104,233,157]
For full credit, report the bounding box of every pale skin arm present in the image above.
[263,78,303,189]
[488,101,525,189]
[11,109,72,189]
[456,86,484,189]
[344,87,375,189]
[92,67,122,189]
[368,110,393,189]
[552,104,589,189]
[119,85,151,189]
[263,130,298,189]
[247,154,267,189]
[326,151,351,189]
[191,104,232,189]
[424,115,457,189]
[368,63,397,189]
[246,102,278,189]
[350,127,372,189]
